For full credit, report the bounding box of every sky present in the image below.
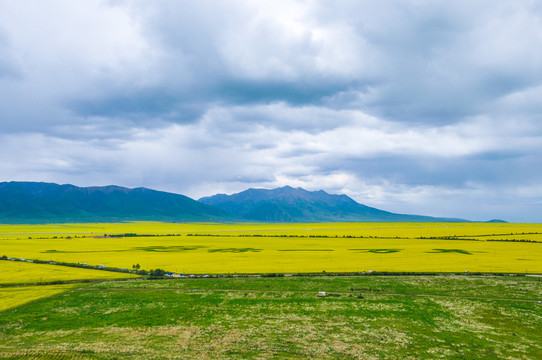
[1,0,541,222]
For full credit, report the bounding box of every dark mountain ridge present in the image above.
[0,181,229,223]
[199,186,466,222]
[0,181,475,224]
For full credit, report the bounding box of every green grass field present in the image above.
[0,276,541,359]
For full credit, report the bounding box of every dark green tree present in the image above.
[149,268,166,277]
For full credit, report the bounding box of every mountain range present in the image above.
[0,181,474,223]
[199,186,463,222]
[0,182,228,223]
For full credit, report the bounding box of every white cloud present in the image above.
[1,1,542,221]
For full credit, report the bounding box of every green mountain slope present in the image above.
[0,182,472,224]
[199,186,466,222]
[0,182,230,223]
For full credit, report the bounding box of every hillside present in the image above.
[199,186,464,222]
[0,182,470,223]
[0,182,229,223]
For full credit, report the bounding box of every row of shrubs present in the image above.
[0,255,167,278]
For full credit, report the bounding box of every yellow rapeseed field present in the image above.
[0,284,78,312]
[0,261,138,285]
[1,222,541,274]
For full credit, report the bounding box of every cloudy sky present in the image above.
[1,1,541,222]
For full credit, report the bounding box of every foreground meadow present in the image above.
[1,222,541,274]
[0,276,540,359]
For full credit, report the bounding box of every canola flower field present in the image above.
[0,284,80,313]
[0,255,138,313]
[1,222,541,358]
[0,260,138,285]
[1,222,541,274]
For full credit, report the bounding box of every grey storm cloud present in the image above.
[3,0,542,128]
[0,0,541,221]
[58,0,542,129]
[0,29,21,80]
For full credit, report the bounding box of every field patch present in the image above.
[0,261,139,285]
[349,248,403,254]
[208,248,263,253]
[133,245,207,252]
[0,284,78,313]
[1,222,541,274]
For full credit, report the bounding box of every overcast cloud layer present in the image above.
[1,0,541,222]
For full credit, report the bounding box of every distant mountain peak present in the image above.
[0,181,473,224]
[0,181,230,224]
[199,186,460,223]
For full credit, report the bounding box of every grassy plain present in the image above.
[0,276,541,359]
[1,222,541,274]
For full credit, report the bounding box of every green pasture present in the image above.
[0,275,541,359]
